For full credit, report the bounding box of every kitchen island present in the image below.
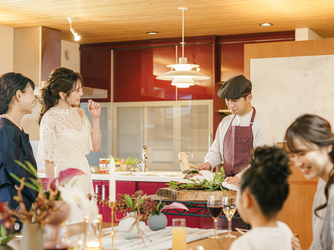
[38,171,185,183]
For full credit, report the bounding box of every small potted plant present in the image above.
[115,191,156,245]
[147,197,167,231]
[147,198,189,231]
[115,156,138,171]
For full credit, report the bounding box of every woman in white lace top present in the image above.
[36,67,101,223]
[285,114,334,250]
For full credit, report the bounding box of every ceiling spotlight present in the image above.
[146,31,159,35]
[259,22,273,27]
[67,17,81,41]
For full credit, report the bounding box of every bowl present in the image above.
[120,164,133,171]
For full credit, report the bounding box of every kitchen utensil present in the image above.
[178,152,200,174]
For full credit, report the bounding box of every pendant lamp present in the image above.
[156,7,210,88]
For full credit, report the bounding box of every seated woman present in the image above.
[229,146,293,250]
[0,72,38,213]
[285,114,334,250]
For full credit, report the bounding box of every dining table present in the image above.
[66,222,242,250]
[7,222,241,250]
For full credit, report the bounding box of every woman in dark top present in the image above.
[0,72,38,212]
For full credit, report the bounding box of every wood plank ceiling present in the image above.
[0,0,334,44]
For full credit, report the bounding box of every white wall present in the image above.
[251,54,334,142]
[61,40,80,72]
[0,25,14,74]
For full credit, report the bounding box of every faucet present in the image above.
[136,145,148,172]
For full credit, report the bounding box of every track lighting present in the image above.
[67,17,81,41]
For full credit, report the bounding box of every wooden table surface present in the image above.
[185,232,240,250]
[68,222,241,250]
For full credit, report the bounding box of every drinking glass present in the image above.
[207,194,223,239]
[172,218,187,250]
[42,224,69,250]
[43,224,83,250]
[222,195,237,238]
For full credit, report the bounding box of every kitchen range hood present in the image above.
[14,26,108,99]
[33,86,108,99]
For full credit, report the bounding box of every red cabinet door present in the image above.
[101,181,136,223]
[92,180,102,215]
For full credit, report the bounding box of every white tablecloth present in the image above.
[102,226,228,250]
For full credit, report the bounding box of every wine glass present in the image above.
[222,195,237,238]
[207,194,223,239]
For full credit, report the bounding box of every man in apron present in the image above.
[198,75,276,229]
[198,75,276,183]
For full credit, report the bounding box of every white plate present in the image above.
[132,172,156,176]
[157,172,183,177]
[115,172,132,175]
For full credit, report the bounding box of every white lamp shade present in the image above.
[171,76,195,88]
[156,70,209,81]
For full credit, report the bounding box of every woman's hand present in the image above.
[88,99,101,118]
[292,235,302,250]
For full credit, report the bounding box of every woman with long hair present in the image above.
[285,114,334,250]
[0,72,38,213]
[37,67,101,223]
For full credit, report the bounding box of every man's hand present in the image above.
[197,162,211,170]
[224,176,240,185]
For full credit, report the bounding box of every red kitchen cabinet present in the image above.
[99,181,136,222]
[113,44,214,102]
[80,50,111,103]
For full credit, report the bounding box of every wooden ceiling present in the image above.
[1,0,334,44]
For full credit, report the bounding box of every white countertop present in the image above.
[37,171,185,183]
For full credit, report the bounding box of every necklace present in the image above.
[1,114,22,130]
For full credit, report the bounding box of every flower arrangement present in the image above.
[115,190,156,221]
[9,161,86,227]
[0,200,17,246]
[107,191,188,245]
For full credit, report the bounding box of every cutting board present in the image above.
[156,188,236,201]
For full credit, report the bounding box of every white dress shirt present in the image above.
[204,109,276,177]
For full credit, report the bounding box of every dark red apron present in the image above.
[222,108,256,176]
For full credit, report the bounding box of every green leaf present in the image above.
[137,197,144,207]
[9,174,39,192]
[0,224,7,239]
[220,167,225,175]
[124,194,134,208]
[14,160,37,178]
